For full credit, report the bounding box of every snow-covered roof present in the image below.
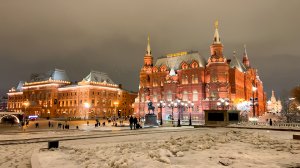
[155,51,206,70]
[16,81,25,91]
[82,70,115,84]
[230,55,246,72]
[30,68,69,82]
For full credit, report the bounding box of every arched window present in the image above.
[191,61,199,68]
[181,62,188,70]
[160,65,167,72]
[192,74,198,84]
[182,75,188,84]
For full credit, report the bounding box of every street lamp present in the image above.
[251,86,258,117]
[84,102,90,120]
[185,101,194,126]
[23,101,30,123]
[176,99,184,127]
[113,101,119,122]
[217,98,230,110]
[157,100,166,125]
[168,101,177,125]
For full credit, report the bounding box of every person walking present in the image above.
[129,116,134,130]
[48,121,51,128]
[133,116,138,130]
[269,118,273,126]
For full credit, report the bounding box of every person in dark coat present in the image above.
[129,116,134,130]
[133,117,138,130]
[269,118,273,126]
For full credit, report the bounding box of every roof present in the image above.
[154,51,206,70]
[82,70,115,84]
[16,81,24,91]
[30,68,69,82]
[230,55,246,72]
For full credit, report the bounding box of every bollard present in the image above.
[48,140,59,149]
[293,135,300,140]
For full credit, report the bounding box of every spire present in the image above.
[213,20,221,44]
[242,44,250,68]
[272,90,275,98]
[146,34,151,56]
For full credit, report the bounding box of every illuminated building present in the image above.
[135,21,267,120]
[7,69,137,119]
[267,90,282,113]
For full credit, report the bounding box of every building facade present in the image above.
[0,96,8,111]
[7,69,137,119]
[267,90,282,113]
[135,21,267,121]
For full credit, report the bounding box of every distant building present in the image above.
[267,90,282,113]
[0,96,8,111]
[134,21,267,120]
[7,69,137,119]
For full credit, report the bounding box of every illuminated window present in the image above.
[193,90,198,101]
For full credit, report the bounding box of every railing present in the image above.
[234,121,300,128]
[161,120,205,126]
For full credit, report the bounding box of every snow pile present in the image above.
[34,130,300,168]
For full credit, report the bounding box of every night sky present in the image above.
[1,0,300,99]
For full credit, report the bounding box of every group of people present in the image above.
[94,119,106,127]
[57,122,70,129]
[129,116,141,130]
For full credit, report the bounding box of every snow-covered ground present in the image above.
[0,127,300,168]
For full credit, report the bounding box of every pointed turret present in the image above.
[210,20,224,59]
[213,20,221,44]
[146,35,151,56]
[143,34,153,67]
[242,44,250,68]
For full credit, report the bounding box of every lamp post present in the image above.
[176,99,184,127]
[251,86,257,117]
[84,102,90,120]
[168,101,177,124]
[113,101,119,121]
[185,101,194,126]
[23,101,30,123]
[217,98,230,110]
[157,100,166,125]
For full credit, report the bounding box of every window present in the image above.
[183,91,188,101]
[193,90,198,101]
[192,75,198,84]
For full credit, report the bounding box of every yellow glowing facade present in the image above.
[7,69,137,119]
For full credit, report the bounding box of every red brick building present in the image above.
[134,21,266,121]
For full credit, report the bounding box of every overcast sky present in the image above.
[0,0,300,98]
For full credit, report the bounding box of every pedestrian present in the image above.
[133,116,138,130]
[62,124,65,129]
[270,119,273,126]
[35,123,38,128]
[87,121,89,126]
[129,115,134,130]
[48,121,51,128]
